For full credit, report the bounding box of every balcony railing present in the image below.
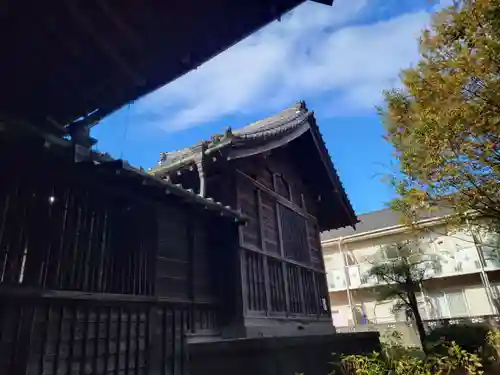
[327,246,500,292]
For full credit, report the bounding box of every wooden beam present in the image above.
[65,1,145,87]
[18,8,92,122]
[96,1,143,49]
[237,169,316,222]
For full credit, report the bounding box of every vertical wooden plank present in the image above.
[104,306,112,375]
[39,305,50,375]
[66,306,77,375]
[251,254,258,311]
[240,249,249,315]
[75,190,92,291]
[106,204,119,294]
[246,252,253,311]
[161,307,167,375]
[101,208,113,293]
[42,182,67,290]
[5,172,31,285]
[0,189,11,283]
[180,309,186,375]
[187,209,195,303]
[298,268,306,315]
[80,305,90,375]
[68,189,84,290]
[276,203,291,314]
[87,201,102,293]
[57,188,78,290]
[124,212,133,295]
[135,307,141,375]
[53,306,64,375]
[97,209,109,293]
[125,309,132,375]
[258,255,266,311]
[82,204,96,292]
[52,187,71,290]
[145,213,156,296]
[93,306,101,374]
[257,191,271,315]
[145,307,152,375]
[312,272,320,317]
[115,307,123,375]
[89,206,104,293]
[171,308,176,375]
[9,305,24,374]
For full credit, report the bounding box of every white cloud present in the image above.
[132,0,436,131]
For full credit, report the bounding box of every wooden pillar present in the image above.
[195,159,206,197]
[195,143,208,197]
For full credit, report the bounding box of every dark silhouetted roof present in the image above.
[0,0,332,133]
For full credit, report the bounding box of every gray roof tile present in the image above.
[320,207,453,241]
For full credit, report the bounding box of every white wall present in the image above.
[324,223,490,292]
[330,284,494,327]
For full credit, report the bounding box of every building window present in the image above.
[446,290,469,317]
[279,205,309,263]
[427,290,469,319]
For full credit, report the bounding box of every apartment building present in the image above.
[321,208,500,334]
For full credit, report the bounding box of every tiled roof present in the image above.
[150,102,358,230]
[151,102,312,173]
[233,102,310,138]
[320,207,453,242]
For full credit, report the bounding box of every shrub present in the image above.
[425,323,490,355]
[336,341,484,375]
[328,328,500,375]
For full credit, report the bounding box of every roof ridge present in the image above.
[154,101,310,168]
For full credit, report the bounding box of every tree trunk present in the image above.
[408,290,427,350]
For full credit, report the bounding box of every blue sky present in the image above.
[92,0,452,215]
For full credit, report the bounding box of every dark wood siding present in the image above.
[260,192,280,255]
[0,146,157,295]
[156,206,217,303]
[279,204,309,263]
[238,183,260,249]
[0,140,223,374]
[156,207,189,299]
[233,150,330,321]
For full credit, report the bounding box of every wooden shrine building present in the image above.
[0,1,378,373]
[0,101,363,375]
[151,101,357,338]
[0,126,248,374]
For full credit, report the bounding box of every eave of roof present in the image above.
[0,121,245,223]
[150,103,312,176]
[0,0,332,132]
[151,101,357,229]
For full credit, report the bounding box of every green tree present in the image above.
[367,241,439,349]
[380,0,500,233]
